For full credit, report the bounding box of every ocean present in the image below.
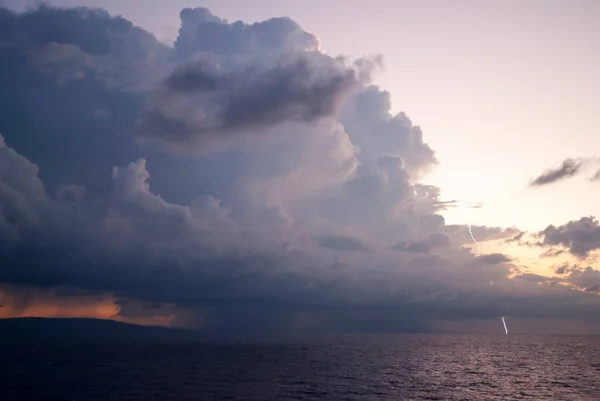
[2,334,599,400]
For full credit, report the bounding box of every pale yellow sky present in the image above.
[11,0,600,233]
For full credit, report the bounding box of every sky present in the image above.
[0,0,599,337]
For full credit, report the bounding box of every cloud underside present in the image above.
[0,4,599,336]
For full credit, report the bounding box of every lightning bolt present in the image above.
[467,224,481,257]
[464,209,506,335]
[468,222,505,334]
[416,193,501,334]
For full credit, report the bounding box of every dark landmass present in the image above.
[0,317,199,342]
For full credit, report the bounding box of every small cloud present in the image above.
[540,248,565,258]
[554,262,581,275]
[504,231,525,243]
[530,158,585,187]
[478,253,512,265]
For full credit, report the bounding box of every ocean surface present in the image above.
[2,334,600,400]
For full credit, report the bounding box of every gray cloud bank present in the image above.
[1,4,600,337]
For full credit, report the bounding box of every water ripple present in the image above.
[1,334,599,400]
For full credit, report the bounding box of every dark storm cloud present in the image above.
[313,234,369,252]
[137,52,377,152]
[150,7,358,153]
[0,4,172,197]
[529,158,585,187]
[0,142,390,322]
[4,136,579,332]
[0,143,300,307]
[538,216,600,259]
[2,4,600,337]
[0,5,172,89]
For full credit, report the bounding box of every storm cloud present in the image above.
[137,52,377,152]
[1,4,600,337]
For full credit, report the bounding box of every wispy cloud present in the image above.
[530,157,600,187]
[529,158,586,187]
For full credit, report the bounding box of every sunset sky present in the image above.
[1,0,599,336]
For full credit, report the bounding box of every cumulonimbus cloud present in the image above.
[1,4,600,336]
